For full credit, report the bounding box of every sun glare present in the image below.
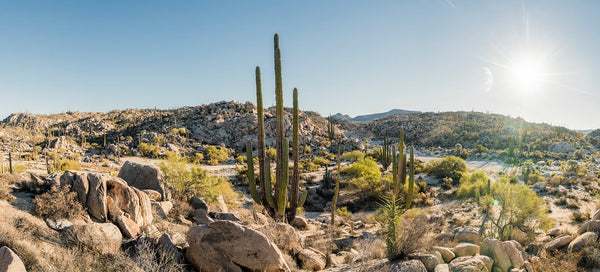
[509,55,545,92]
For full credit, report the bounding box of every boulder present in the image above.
[189,196,208,211]
[0,246,27,272]
[258,223,304,254]
[210,212,241,222]
[45,218,73,231]
[291,216,309,230]
[329,251,354,266]
[454,227,481,245]
[142,189,162,201]
[433,246,456,263]
[133,188,153,226]
[87,173,108,221]
[157,234,185,263]
[546,227,562,237]
[115,215,141,239]
[151,201,173,219]
[69,223,122,255]
[193,209,213,225]
[578,220,600,235]
[453,243,480,257]
[568,232,598,252]
[435,264,450,272]
[73,172,90,204]
[298,248,326,271]
[254,212,269,225]
[449,255,493,272]
[185,221,290,272]
[481,238,526,272]
[106,178,142,225]
[409,252,442,272]
[381,260,428,272]
[118,161,172,200]
[593,209,600,221]
[544,234,573,252]
[215,195,228,213]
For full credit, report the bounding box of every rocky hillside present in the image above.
[0,101,359,155]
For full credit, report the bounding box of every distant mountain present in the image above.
[333,109,419,122]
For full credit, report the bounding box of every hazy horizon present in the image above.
[1,1,599,130]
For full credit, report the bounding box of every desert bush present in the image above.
[480,180,553,242]
[138,142,159,158]
[384,207,432,260]
[342,157,380,182]
[205,145,229,165]
[54,159,82,173]
[130,237,184,272]
[424,156,467,181]
[457,171,489,199]
[33,185,85,220]
[236,155,247,164]
[341,150,364,162]
[266,147,277,160]
[158,157,239,205]
[531,250,582,272]
[313,156,331,167]
[572,210,590,223]
[299,159,319,173]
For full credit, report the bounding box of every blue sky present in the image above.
[0,1,599,129]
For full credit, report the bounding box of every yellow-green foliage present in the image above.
[170,127,187,136]
[303,145,312,154]
[54,159,82,173]
[138,142,159,158]
[205,145,229,165]
[189,152,204,164]
[341,150,364,162]
[236,155,247,164]
[13,164,27,174]
[457,171,489,199]
[342,157,381,182]
[299,159,319,173]
[424,156,467,181]
[313,156,331,167]
[158,157,239,205]
[336,206,352,218]
[481,178,553,241]
[266,147,277,160]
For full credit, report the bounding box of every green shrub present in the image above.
[54,159,82,173]
[341,157,380,182]
[158,157,239,205]
[266,147,277,160]
[424,156,467,181]
[457,171,489,199]
[313,156,331,167]
[205,145,229,165]
[236,155,247,164]
[341,150,364,162]
[138,142,159,158]
[299,159,319,173]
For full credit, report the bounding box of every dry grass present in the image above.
[33,185,86,220]
[532,251,583,272]
[354,237,386,262]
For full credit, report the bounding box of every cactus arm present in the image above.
[246,141,262,204]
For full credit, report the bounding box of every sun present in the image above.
[508,55,546,92]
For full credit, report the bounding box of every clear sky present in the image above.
[0,1,599,130]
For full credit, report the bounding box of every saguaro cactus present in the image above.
[405,146,415,210]
[331,142,341,225]
[246,34,304,221]
[381,137,391,171]
[8,152,13,174]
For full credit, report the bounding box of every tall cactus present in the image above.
[381,137,391,171]
[246,34,303,222]
[288,88,300,222]
[327,116,335,140]
[331,142,341,225]
[405,146,415,210]
[394,128,405,197]
[8,152,13,174]
[246,141,262,204]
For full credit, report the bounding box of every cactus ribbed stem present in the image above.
[256,66,268,204]
[288,88,300,222]
[332,142,341,225]
[264,157,275,208]
[246,141,262,204]
[8,152,13,174]
[277,138,289,218]
[405,146,415,210]
[274,34,285,210]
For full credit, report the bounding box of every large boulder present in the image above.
[454,227,481,245]
[577,220,600,235]
[298,248,326,271]
[115,215,141,239]
[480,238,526,272]
[0,246,27,272]
[568,232,598,252]
[545,234,573,252]
[449,255,492,272]
[185,220,290,272]
[453,243,480,257]
[258,223,304,254]
[409,252,443,272]
[433,246,456,263]
[382,260,428,272]
[87,173,108,221]
[118,161,172,201]
[435,264,450,272]
[68,223,123,255]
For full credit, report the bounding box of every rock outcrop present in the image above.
[118,161,172,201]
[0,246,27,272]
[68,223,123,255]
[185,220,290,272]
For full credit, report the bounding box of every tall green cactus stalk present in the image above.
[288,88,300,222]
[246,141,262,204]
[394,128,405,197]
[255,66,268,203]
[405,146,415,210]
[391,144,397,194]
[246,34,303,222]
[381,137,391,171]
[331,142,341,225]
[327,116,335,140]
[8,152,13,174]
[45,152,51,174]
